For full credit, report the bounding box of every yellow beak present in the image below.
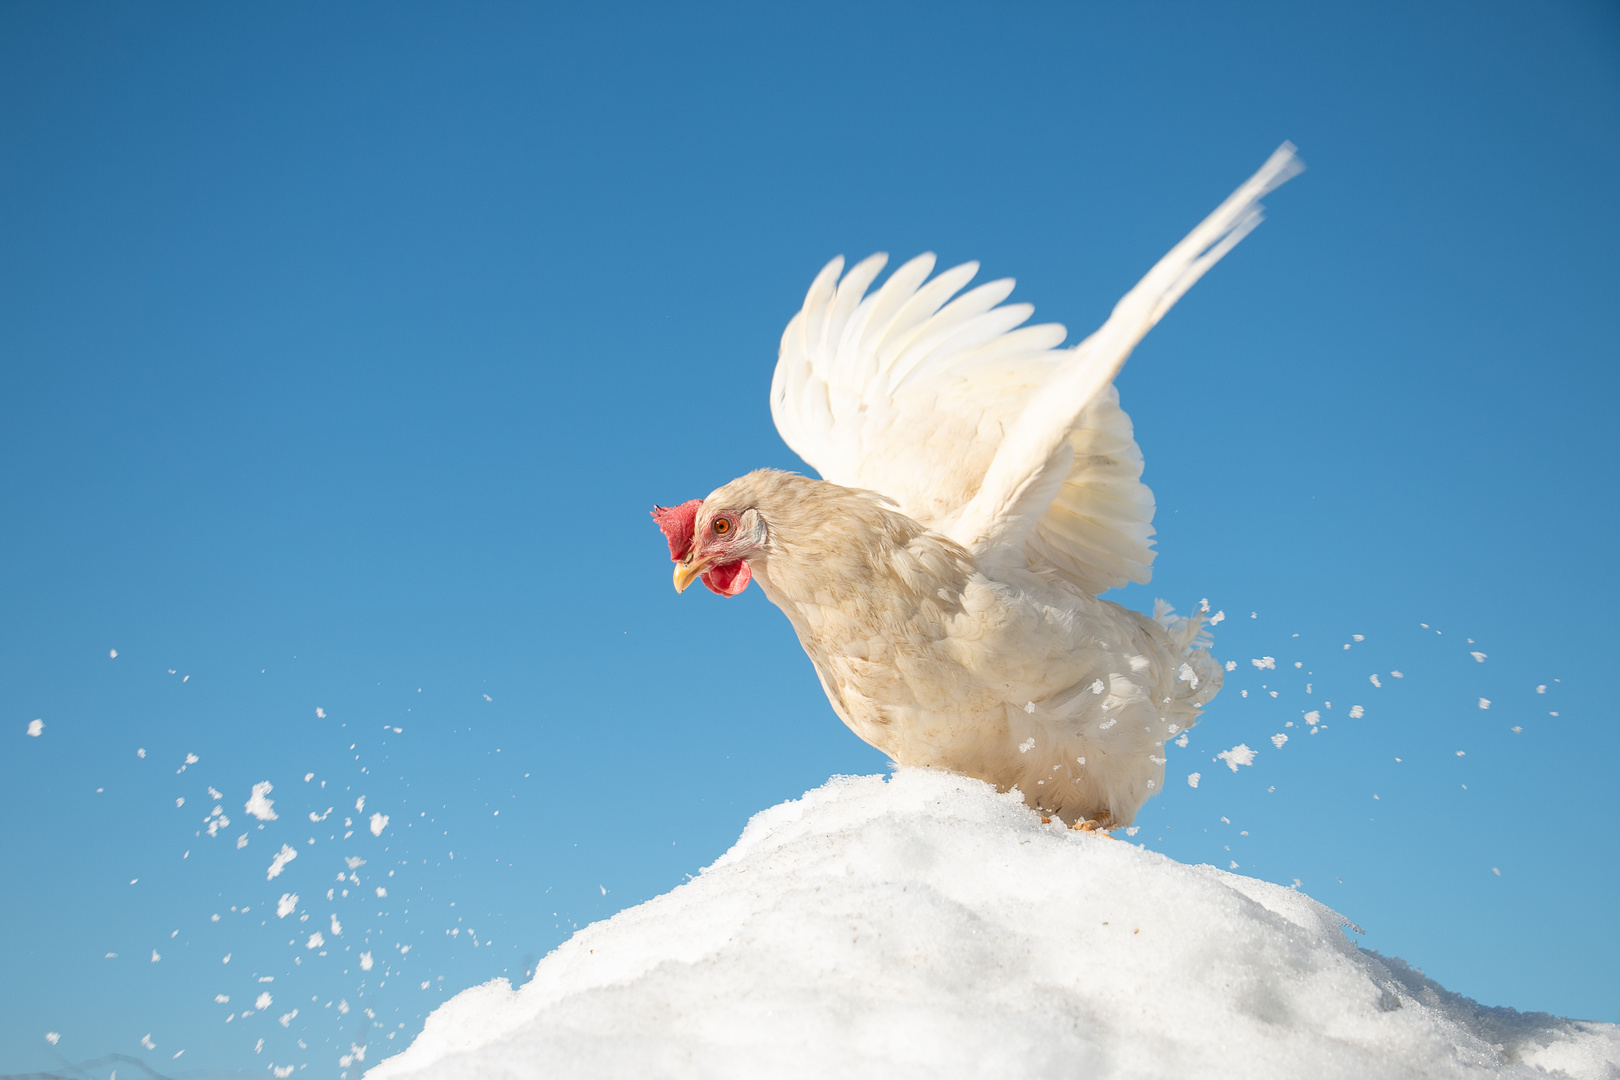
[672,556,712,594]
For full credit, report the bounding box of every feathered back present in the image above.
[770,144,1301,594]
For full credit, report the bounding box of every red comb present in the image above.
[650,500,702,561]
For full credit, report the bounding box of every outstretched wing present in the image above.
[770,143,1302,593]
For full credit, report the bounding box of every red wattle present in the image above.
[702,560,752,597]
[650,500,702,561]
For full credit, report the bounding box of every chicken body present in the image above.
[691,469,1220,827]
[658,146,1297,827]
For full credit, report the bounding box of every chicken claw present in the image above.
[1070,814,1117,834]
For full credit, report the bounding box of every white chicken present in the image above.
[654,145,1301,828]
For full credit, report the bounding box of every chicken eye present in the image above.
[713,518,731,535]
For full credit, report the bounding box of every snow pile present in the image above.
[368,770,1618,1080]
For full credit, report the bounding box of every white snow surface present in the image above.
[368,770,1618,1080]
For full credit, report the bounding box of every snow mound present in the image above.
[368,770,1618,1080]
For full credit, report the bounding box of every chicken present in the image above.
[654,145,1301,828]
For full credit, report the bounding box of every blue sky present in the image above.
[2,2,1617,1075]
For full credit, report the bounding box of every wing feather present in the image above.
[824,254,890,358]
[946,144,1302,562]
[887,279,1020,390]
[876,261,982,365]
[770,143,1302,593]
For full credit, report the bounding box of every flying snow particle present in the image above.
[369,812,389,836]
[1216,744,1257,772]
[45,1032,60,1045]
[306,932,324,949]
[142,1034,156,1049]
[316,708,326,719]
[266,844,298,881]
[1177,663,1199,688]
[1018,738,1036,753]
[1251,657,1275,670]
[1224,660,1236,672]
[1470,652,1486,663]
[1369,674,1382,688]
[1187,773,1201,789]
[276,893,298,918]
[1492,867,1501,877]
[1090,679,1104,694]
[360,951,374,971]
[1023,701,1035,714]
[255,992,272,1010]
[1353,634,1364,642]
[330,914,342,936]
[376,887,387,898]
[1271,733,1289,749]
[1536,685,1546,694]
[1456,750,1466,757]
[137,747,146,758]
[151,950,161,963]
[1512,726,1522,734]
[1391,671,1403,679]
[1478,698,1491,710]
[279,1009,297,1028]
[214,994,229,1004]
[245,782,278,822]
[355,796,366,813]
[1349,705,1365,719]
[26,719,43,737]
[1303,711,1320,725]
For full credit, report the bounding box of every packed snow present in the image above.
[367,770,1618,1080]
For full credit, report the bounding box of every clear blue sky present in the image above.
[3,2,1617,1075]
